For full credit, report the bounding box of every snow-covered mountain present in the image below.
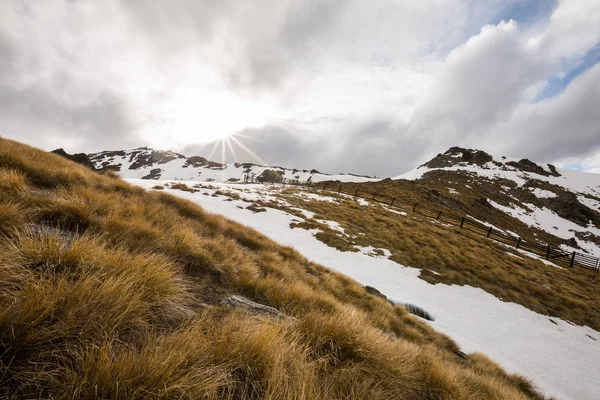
[395,146,600,198]
[393,147,600,258]
[88,147,379,184]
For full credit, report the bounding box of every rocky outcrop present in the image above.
[257,169,284,183]
[141,168,162,180]
[546,192,600,228]
[421,148,561,178]
[219,295,285,317]
[506,159,561,177]
[424,147,494,169]
[130,150,185,170]
[51,148,96,171]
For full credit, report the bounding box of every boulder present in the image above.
[51,148,96,171]
[219,295,285,317]
[364,285,387,300]
[257,169,284,183]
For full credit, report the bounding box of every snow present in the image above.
[489,200,600,257]
[578,195,600,213]
[531,188,557,198]
[355,245,392,258]
[91,148,382,184]
[448,188,459,194]
[130,178,600,400]
[394,159,600,198]
[316,219,346,235]
[294,191,339,203]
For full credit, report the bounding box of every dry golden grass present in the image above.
[0,138,545,399]
[271,187,600,331]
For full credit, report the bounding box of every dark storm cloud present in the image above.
[0,2,137,152]
[123,0,349,92]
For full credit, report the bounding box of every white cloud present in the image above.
[0,0,599,176]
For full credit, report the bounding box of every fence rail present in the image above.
[286,180,600,272]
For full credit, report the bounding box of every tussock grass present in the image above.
[0,138,545,399]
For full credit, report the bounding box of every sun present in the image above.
[168,89,269,144]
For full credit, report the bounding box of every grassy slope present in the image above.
[244,186,600,332]
[0,139,545,399]
[330,171,600,249]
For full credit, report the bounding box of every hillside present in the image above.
[321,147,600,262]
[88,147,379,184]
[96,146,600,399]
[125,178,600,399]
[0,139,550,399]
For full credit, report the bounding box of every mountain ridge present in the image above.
[88,147,379,183]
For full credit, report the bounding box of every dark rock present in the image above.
[257,169,284,183]
[566,237,581,249]
[506,159,561,177]
[130,150,185,170]
[575,231,600,246]
[51,148,96,170]
[184,156,209,168]
[547,192,600,227]
[365,285,387,300]
[219,295,284,317]
[141,168,162,180]
[475,197,492,208]
[423,147,493,169]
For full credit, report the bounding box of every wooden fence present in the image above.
[288,181,600,271]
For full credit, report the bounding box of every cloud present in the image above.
[490,62,600,162]
[0,0,599,175]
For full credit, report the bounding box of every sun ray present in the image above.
[221,138,226,182]
[229,135,268,165]
[231,132,267,143]
[207,138,222,161]
[225,137,240,163]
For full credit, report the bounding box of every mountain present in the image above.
[331,147,600,260]
[88,147,379,183]
[1,138,552,398]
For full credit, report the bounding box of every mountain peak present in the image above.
[422,147,561,178]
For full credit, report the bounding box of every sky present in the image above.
[1,0,599,177]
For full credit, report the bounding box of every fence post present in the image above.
[487,226,493,238]
[338,185,342,194]
[354,188,359,197]
[569,252,576,268]
[460,217,466,229]
[516,237,522,249]
[412,203,418,213]
[436,211,443,220]
[372,192,377,200]
[596,257,599,273]
[545,245,551,260]
[322,183,327,191]
[391,198,396,207]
